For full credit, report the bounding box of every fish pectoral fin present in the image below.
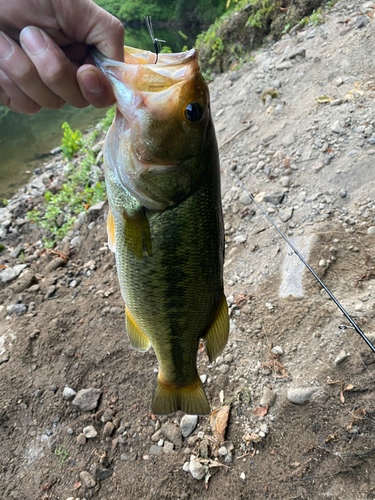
[125,307,151,352]
[203,294,230,363]
[152,375,210,415]
[107,208,116,253]
[123,207,152,259]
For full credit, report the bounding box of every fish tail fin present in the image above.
[152,375,210,416]
[204,294,230,363]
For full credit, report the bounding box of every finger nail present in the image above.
[81,69,103,94]
[21,27,47,56]
[0,32,13,59]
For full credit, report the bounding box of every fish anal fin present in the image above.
[204,294,230,363]
[125,307,151,352]
[152,374,210,415]
[107,208,116,253]
[123,207,152,259]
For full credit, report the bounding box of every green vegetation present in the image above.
[95,0,227,23]
[0,245,4,252]
[55,445,69,467]
[27,108,115,249]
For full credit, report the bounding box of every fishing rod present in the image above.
[145,16,166,64]
[230,171,375,354]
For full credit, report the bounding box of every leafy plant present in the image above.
[55,445,69,467]
[0,245,4,252]
[246,0,274,29]
[27,108,114,248]
[61,122,83,159]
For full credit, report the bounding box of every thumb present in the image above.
[53,0,124,61]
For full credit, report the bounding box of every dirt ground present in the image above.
[1,1,375,499]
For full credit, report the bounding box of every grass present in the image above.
[55,445,69,467]
[27,107,115,249]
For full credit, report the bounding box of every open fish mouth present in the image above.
[92,46,198,84]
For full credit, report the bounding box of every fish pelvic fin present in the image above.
[123,206,152,259]
[107,208,116,253]
[125,306,151,352]
[152,374,210,415]
[204,294,230,363]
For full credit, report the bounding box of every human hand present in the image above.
[0,0,124,114]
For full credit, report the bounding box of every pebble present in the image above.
[331,121,344,134]
[279,207,293,222]
[200,374,207,384]
[83,425,97,438]
[70,236,80,248]
[6,303,27,315]
[219,364,230,374]
[101,408,114,422]
[312,160,324,173]
[92,463,112,480]
[233,234,247,244]
[287,386,319,405]
[183,461,190,472]
[158,439,164,447]
[260,423,270,435]
[224,354,233,363]
[339,189,347,198]
[367,226,375,234]
[180,415,198,438]
[45,284,56,299]
[264,191,284,205]
[240,472,246,480]
[150,444,163,455]
[189,455,205,480]
[218,446,228,456]
[103,421,115,438]
[260,387,276,407]
[62,386,76,401]
[76,433,86,445]
[160,423,183,447]
[0,264,27,283]
[334,350,349,365]
[280,176,290,187]
[187,435,200,447]
[319,259,326,267]
[239,192,252,205]
[72,388,101,411]
[43,257,66,274]
[271,346,283,356]
[79,471,96,488]
[164,441,174,454]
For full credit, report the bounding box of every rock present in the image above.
[280,176,290,187]
[367,226,375,234]
[43,258,66,275]
[70,236,80,248]
[160,423,183,447]
[332,76,343,87]
[233,234,247,244]
[62,387,77,401]
[355,14,370,28]
[158,439,164,446]
[10,272,37,294]
[239,192,252,205]
[240,472,246,480]
[164,441,174,454]
[103,422,115,438]
[149,444,162,456]
[218,446,228,456]
[288,47,306,59]
[224,354,233,363]
[183,461,190,472]
[72,388,101,411]
[83,425,98,438]
[331,121,345,134]
[0,264,27,283]
[264,192,284,205]
[219,364,229,374]
[76,433,86,445]
[271,346,283,356]
[200,374,207,384]
[79,471,96,488]
[88,201,106,213]
[260,423,270,435]
[260,387,276,407]
[45,285,56,299]
[312,160,324,173]
[101,408,115,422]
[6,303,27,315]
[189,455,205,480]
[276,61,293,70]
[151,429,163,442]
[339,189,347,198]
[334,350,349,365]
[287,387,319,405]
[180,415,198,438]
[187,435,200,447]
[92,463,112,480]
[279,207,293,222]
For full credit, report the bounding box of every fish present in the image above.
[93,46,229,415]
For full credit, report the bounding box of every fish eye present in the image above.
[185,102,204,123]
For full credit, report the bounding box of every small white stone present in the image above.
[240,472,246,480]
[271,346,283,356]
[183,461,190,472]
[319,259,326,267]
[200,374,207,384]
[157,439,164,447]
[83,425,97,438]
[367,226,375,234]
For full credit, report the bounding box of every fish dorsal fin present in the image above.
[107,208,116,252]
[123,207,152,259]
[203,294,230,363]
[152,374,210,415]
[125,307,151,352]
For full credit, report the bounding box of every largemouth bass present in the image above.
[93,46,229,415]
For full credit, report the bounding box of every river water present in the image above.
[0,24,200,200]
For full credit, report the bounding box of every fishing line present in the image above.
[228,170,375,358]
[145,16,166,64]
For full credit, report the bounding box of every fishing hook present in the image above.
[145,16,166,64]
